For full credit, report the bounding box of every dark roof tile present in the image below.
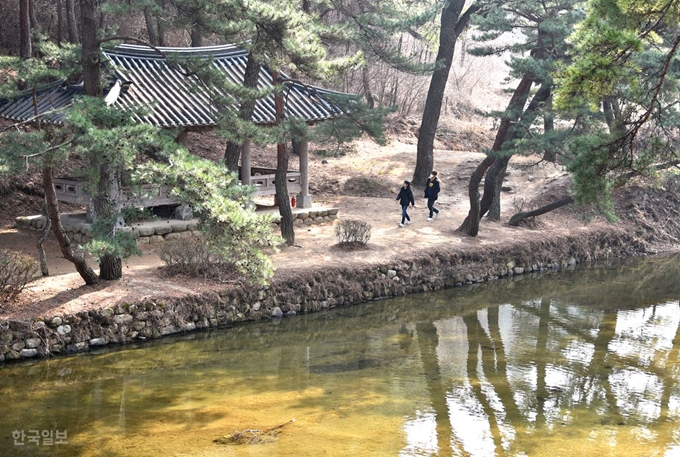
[0,43,346,127]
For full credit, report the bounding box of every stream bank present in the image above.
[0,224,650,363]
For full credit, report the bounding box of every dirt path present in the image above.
[0,142,586,321]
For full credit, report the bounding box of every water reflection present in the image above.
[1,255,680,456]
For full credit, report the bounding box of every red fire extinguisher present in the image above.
[291,195,297,207]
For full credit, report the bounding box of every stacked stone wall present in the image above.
[0,226,647,363]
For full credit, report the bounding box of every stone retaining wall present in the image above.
[14,208,339,246]
[0,226,648,363]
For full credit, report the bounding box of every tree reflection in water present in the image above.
[399,254,680,456]
[2,255,680,456]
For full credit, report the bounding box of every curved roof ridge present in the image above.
[110,43,246,60]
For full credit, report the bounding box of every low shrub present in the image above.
[158,238,239,282]
[335,219,371,246]
[0,249,39,300]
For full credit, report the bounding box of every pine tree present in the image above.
[412,0,483,187]
[555,0,680,208]
[457,0,583,236]
[0,1,285,285]
[175,0,383,246]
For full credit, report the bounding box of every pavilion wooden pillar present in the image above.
[298,139,312,208]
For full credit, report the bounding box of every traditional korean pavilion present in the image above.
[0,43,349,209]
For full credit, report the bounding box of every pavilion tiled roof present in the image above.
[0,43,347,127]
[0,81,83,125]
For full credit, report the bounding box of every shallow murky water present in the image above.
[3,254,680,456]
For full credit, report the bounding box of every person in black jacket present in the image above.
[395,180,415,227]
[424,170,440,221]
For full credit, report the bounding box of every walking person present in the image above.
[424,170,440,221]
[396,180,415,227]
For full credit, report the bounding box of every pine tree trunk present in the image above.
[482,157,509,221]
[362,65,375,109]
[65,0,78,43]
[412,0,474,186]
[603,95,624,136]
[276,142,294,245]
[55,0,64,46]
[36,201,51,276]
[457,75,534,236]
[28,0,38,29]
[509,196,574,226]
[543,95,556,162]
[273,70,294,245]
[81,0,100,96]
[478,82,553,224]
[92,168,123,281]
[43,166,98,284]
[144,7,160,46]
[20,0,31,59]
[224,142,240,173]
[191,23,202,47]
[99,8,106,34]
[224,52,260,173]
[157,0,166,46]
[456,155,495,236]
[98,252,122,280]
[82,0,123,280]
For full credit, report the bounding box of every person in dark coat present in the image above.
[396,180,415,227]
[424,170,440,221]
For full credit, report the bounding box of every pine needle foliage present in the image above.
[135,146,281,285]
[554,0,680,206]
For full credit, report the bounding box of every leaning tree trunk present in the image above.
[456,155,496,236]
[43,166,99,284]
[412,0,475,186]
[479,82,553,223]
[273,70,295,245]
[224,52,260,173]
[457,76,534,236]
[509,196,574,226]
[463,28,555,234]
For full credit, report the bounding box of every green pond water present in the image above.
[3,254,680,457]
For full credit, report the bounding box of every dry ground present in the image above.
[0,117,601,321]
